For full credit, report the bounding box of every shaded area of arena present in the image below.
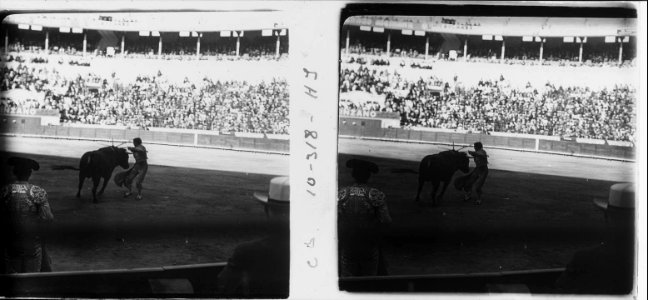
[1,151,280,272]
[338,153,624,276]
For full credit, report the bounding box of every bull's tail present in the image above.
[52,151,91,171]
[51,165,80,171]
[391,168,418,174]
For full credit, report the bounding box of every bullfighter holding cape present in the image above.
[115,138,148,201]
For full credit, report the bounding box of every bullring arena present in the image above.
[0,133,634,274]
[0,11,294,290]
[338,138,634,275]
[336,11,639,292]
[1,136,288,271]
[0,7,642,297]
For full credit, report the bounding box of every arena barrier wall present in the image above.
[338,124,634,161]
[340,268,566,294]
[0,115,42,134]
[0,262,227,298]
[0,116,289,154]
[0,264,565,297]
[1,116,633,159]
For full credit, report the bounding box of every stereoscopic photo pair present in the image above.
[0,2,641,299]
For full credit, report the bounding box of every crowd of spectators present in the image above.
[343,41,636,68]
[6,42,88,57]
[4,36,288,62]
[0,64,289,134]
[339,66,635,142]
[340,66,444,95]
[2,52,91,68]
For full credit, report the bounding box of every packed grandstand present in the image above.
[0,13,290,134]
[339,16,637,143]
[0,14,639,142]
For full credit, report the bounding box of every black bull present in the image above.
[76,146,129,203]
[415,150,470,206]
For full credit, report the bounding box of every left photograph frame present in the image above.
[0,9,291,298]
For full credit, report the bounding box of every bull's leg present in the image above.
[415,178,425,202]
[437,181,450,203]
[98,175,110,195]
[77,174,85,198]
[91,175,101,203]
[431,182,440,206]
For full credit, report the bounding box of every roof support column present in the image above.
[500,39,505,63]
[275,34,280,58]
[463,38,468,61]
[121,35,125,55]
[539,39,544,63]
[4,29,8,55]
[425,36,429,60]
[345,29,350,55]
[578,37,583,63]
[236,36,240,57]
[618,39,623,65]
[44,31,49,54]
[158,35,162,58]
[386,32,391,56]
[82,33,87,57]
[197,34,201,58]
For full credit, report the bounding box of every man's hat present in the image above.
[7,157,40,172]
[253,176,290,206]
[346,159,379,174]
[594,183,635,210]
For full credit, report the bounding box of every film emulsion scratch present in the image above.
[336,4,638,296]
[0,11,291,298]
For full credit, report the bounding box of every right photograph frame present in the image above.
[336,3,638,296]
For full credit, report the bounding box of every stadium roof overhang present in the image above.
[344,16,637,38]
[2,12,288,32]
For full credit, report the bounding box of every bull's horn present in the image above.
[452,142,455,151]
